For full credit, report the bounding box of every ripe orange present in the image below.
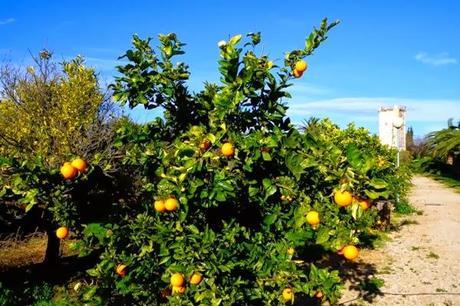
[342,245,359,260]
[315,291,323,299]
[154,199,166,213]
[358,198,371,210]
[116,264,127,277]
[334,190,353,207]
[56,226,69,239]
[306,211,320,226]
[172,286,185,295]
[60,164,77,180]
[287,247,295,255]
[71,158,88,173]
[292,69,303,78]
[221,142,235,157]
[282,288,293,301]
[189,272,203,285]
[295,60,308,73]
[165,198,179,211]
[170,273,185,287]
[199,139,211,151]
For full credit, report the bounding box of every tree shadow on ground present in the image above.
[296,245,384,305]
[323,253,383,304]
[0,252,99,303]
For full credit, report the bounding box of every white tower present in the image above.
[378,105,406,150]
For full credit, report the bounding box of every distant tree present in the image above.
[0,50,118,166]
[406,126,415,152]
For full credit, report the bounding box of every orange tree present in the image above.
[78,19,410,304]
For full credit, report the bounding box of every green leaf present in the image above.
[316,227,330,244]
[263,214,277,226]
[262,151,272,161]
[228,34,242,45]
[368,178,388,190]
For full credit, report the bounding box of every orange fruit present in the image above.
[282,288,293,301]
[342,245,359,260]
[358,198,371,210]
[295,60,308,73]
[71,158,88,172]
[170,273,185,287]
[60,164,77,180]
[165,198,179,211]
[221,142,235,157]
[306,211,320,226]
[334,190,353,207]
[287,247,295,255]
[56,226,69,239]
[189,272,203,285]
[292,69,303,78]
[172,286,185,295]
[199,139,211,151]
[315,291,323,299]
[116,264,127,277]
[154,199,166,213]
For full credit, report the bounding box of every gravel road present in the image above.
[340,175,460,306]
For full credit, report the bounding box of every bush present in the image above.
[71,19,412,305]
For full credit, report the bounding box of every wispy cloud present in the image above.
[0,18,15,25]
[414,52,457,66]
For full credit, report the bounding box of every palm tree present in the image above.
[426,118,460,158]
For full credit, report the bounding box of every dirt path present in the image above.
[340,175,460,306]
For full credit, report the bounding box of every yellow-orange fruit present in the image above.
[189,272,203,285]
[292,69,303,78]
[116,264,127,277]
[282,288,293,301]
[154,199,166,212]
[221,142,235,157]
[170,273,185,287]
[358,198,371,210]
[287,247,295,255]
[56,226,69,239]
[334,190,353,207]
[295,60,308,72]
[306,211,320,226]
[165,198,179,211]
[71,158,88,172]
[60,164,77,180]
[343,245,359,260]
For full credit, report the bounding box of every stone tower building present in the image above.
[378,105,406,150]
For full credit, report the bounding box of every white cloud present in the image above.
[0,18,15,25]
[414,52,457,66]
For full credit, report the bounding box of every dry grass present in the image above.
[0,233,77,271]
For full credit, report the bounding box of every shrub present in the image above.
[75,18,411,305]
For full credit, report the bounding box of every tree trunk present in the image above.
[43,228,60,265]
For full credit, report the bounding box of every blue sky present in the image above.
[1,0,459,137]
